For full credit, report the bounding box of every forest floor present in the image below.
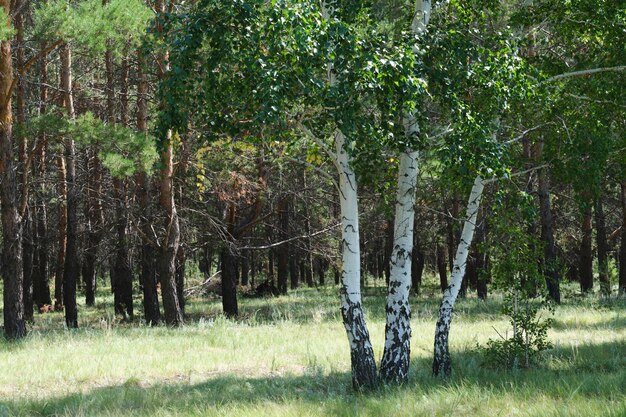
[0,276,625,417]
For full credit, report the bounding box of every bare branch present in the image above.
[543,66,626,84]
[240,223,340,250]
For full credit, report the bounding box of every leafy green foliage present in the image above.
[158,0,426,183]
[481,187,554,369]
[514,0,625,200]
[426,0,538,179]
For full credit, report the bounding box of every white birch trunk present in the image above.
[379,151,419,382]
[432,175,485,377]
[379,0,430,383]
[321,0,377,390]
[334,129,378,390]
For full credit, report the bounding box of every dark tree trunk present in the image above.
[268,249,275,286]
[475,206,488,300]
[15,11,33,323]
[221,248,238,317]
[376,252,384,280]
[538,161,560,303]
[383,219,393,284]
[176,246,186,315]
[317,257,326,286]
[467,256,478,291]
[0,113,25,337]
[595,197,610,296]
[290,256,300,290]
[437,244,448,292]
[159,230,183,326]
[298,261,306,290]
[447,196,462,295]
[199,245,213,278]
[579,203,594,294]
[139,216,160,326]
[32,36,51,310]
[0,11,26,337]
[33,164,51,308]
[136,52,160,325]
[277,199,289,294]
[240,249,249,286]
[411,232,425,295]
[242,250,252,288]
[22,213,34,322]
[302,171,314,288]
[447,196,460,274]
[106,42,133,320]
[112,179,134,320]
[620,183,626,296]
[82,149,103,307]
[476,256,488,300]
[158,205,184,326]
[54,155,67,311]
[154,0,183,327]
[60,43,79,328]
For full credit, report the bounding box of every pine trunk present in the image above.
[176,246,186,315]
[621,183,626,296]
[14,11,34,323]
[136,51,161,325]
[537,157,560,303]
[411,230,425,295]
[433,176,484,377]
[0,2,26,338]
[579,203,593,294]
[108,47,134,320]
[240,250,249,286]
[156,0,183,326]
[55,154,67,310]
[221,247,239,317]
[277,198,289,294]
[159,158,184,326]
[61,43,79,328]
[595,197,610,296]
[113,179,134,319]
[82,150,103,306]
[437,244,448,292]
[33,41,51,309]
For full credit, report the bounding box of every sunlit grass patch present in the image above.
[1,279,625,416]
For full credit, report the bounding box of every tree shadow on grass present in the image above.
[2,340,624,417]
[408,338,626,399]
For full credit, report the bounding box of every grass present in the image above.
[0,277,625,416]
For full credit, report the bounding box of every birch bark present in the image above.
[335,130,378,390]
[319,0,378,389]
[379,151,418,382]
[379,0,430,383]
[432,175,485,377]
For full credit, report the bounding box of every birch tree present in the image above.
[424,0,536,377]
[160,0,421,389]
[432,174,485,376]
[379,0,430,384]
